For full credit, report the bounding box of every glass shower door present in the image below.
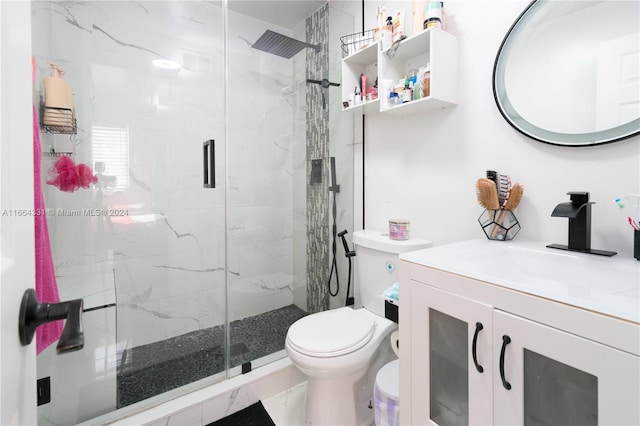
[225,1,355,376]
[31,1,226,423]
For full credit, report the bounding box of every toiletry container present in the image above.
[381,16,393,50]
[392,9,405,43]
[43,63,73,127]
[422,63,431,98]
[375,6,384,42]
[411,0,428,36]
[374,359,400,426]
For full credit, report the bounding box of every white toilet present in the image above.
[285,229,432,426]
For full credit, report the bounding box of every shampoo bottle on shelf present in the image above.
[381,16,393,51]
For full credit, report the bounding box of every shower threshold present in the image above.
[117,304,307,408]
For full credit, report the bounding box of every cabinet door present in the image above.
[410,283,493,426]
[493,310,640,425]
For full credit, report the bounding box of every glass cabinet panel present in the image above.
[429,308,469,426]
[524,349,597,426]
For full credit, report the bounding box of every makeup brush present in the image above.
[476,178,500,210]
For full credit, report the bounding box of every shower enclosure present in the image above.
[30,1,356,424]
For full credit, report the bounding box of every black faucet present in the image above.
[547,192,616,256]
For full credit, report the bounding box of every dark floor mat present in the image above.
[207,401,275,426]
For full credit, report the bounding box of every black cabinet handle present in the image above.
[499,335,512,390]
[472,322,484,373]
[203,139,215,188]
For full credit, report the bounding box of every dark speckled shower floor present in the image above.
[117,304,307,408]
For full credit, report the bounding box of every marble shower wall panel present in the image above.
[32,1,228,348]
[306,4,330,314]
[226,9,298,321]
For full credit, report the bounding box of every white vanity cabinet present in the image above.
[399,240,640,426]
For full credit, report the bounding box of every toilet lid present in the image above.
[375,359,400,400]
[287,308,375,357]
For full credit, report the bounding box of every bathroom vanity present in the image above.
[399,239,640,425]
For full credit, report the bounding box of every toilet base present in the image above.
[303,342,395,426]
[304,376,359,425]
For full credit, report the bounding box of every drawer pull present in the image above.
[472,322,484,373]
[499,335,512,390]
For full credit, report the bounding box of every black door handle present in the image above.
[19,288,84,354]
[203,139,215,188]
[499,334,512,390]
[472,322,484,373]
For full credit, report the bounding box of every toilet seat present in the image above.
[287,308,375,358]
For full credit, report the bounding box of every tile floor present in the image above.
[262,382,307,425]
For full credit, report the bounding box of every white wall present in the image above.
[362,0,639,257]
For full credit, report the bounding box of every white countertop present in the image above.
[400,239,640,324]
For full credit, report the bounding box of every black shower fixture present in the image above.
[306,78,340,88]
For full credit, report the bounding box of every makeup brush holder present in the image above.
[479,209,521,241]
[634,230,640,261]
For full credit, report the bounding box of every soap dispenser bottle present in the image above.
[43,63,73,126]
[381,16,393,51]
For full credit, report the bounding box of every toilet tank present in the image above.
[353,230,432,317]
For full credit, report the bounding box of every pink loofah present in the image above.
[77,163,98,188]
[47,156,98,192]
[47,155,79,192]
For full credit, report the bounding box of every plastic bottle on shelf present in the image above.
[402,77,412,103]
[381,16,393,51]
[422,63,431,98]
[413,75,422,101]
[440,2,447,31]
[411,0,427,36]
[374,6,385,42]
[354,85,362,105]
[392,9,406,43]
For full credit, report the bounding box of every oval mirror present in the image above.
[493,0,640,146]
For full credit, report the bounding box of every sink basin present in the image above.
[401,239,640,323]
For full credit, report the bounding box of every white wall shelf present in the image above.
[341,28,458,115]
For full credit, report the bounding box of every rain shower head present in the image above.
[252,30,320,59]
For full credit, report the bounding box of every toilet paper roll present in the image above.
[390,330,400,357]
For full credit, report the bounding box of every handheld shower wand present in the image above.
[327,157,341,298]
[338,230,355,306]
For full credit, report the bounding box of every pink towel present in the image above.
[33,102,63,354]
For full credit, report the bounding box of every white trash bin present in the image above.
[374,359,400,426]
